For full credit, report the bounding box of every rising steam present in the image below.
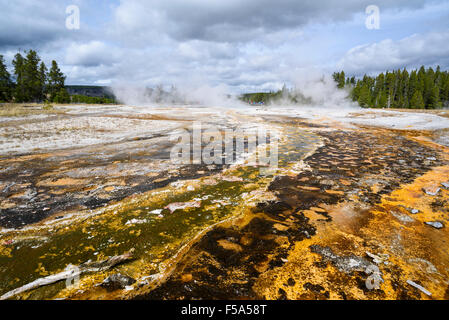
[111,68,356,109]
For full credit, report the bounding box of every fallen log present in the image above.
[0,249,134,300]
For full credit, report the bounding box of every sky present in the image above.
[0,0,448,93]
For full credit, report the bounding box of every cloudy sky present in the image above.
[1,0,448,93]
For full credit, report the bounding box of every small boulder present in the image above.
[422,187,440,196]
[425,221,444,229]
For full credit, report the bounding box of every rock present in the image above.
[366,251,389,265]
[320,179,335,186]
[422,187,440,196]
[164,201,201,213]
[125,218,147,225]
[425,221,444,229]
[391,211,415,223]
[406,280,432,297]
[101,273,136,291]
[310,245,371,273]
[408,208,419,214]
[221,175,244,182]
[202,178,218,186]
[170,181,185,189]
[441,182,449,189]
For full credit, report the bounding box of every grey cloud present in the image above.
[113,0,434,43]
[0,0,75,49]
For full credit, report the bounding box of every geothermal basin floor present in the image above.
[0,104,448,300]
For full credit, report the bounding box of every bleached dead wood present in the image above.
[0,249,134,300]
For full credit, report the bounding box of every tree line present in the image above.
[333,66,449,109]
[70,94,115,104]
[0,50,70,103]
[240,85,312,105]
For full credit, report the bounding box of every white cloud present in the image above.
[65,41,121,67]
[338,30,449,74]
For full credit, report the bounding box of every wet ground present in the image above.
[0,105,448,300]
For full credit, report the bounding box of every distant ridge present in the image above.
[65,85,115,99]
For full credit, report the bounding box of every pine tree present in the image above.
[48,60,69,103]
[410,90,425,109]
[0,55,12,102]
[428,85,441,109]
[375,89,388,108]
[398,69,409,109]
[12,52,26,102]
[373,73,384,99]
[442,77,449,105]
[23,50,42,102]
[337,71,345,88]
[385,72,395,108]
[423,68,434,106]
[351,80,362,102]
[408,70,418,103]
[336,65,448,109]
[358,84,371,108]
[5,49,70,103]
[38,62,47,101]
[53,88,70,103]
[417,66,425,95]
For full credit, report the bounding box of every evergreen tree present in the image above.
[0,55,12,102]
[373,73,384,99]
[337,71,345,88]
[351,80,361,102]
[376,89,388,108]
[38,62,47,101]
[385,72,395,108]
[408,70,418,103]
[350,76,355,85]
[423,67,434,106]
[23,50,42,102]
[442,77,449,104]
[48,60,69,103]
[53,88,70,103]
[410,90,425,109]
[335,65,449,109]
[12,52,26,102]
[358,84,371,108]
[428,85,441,109]
[4,49,70,103]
